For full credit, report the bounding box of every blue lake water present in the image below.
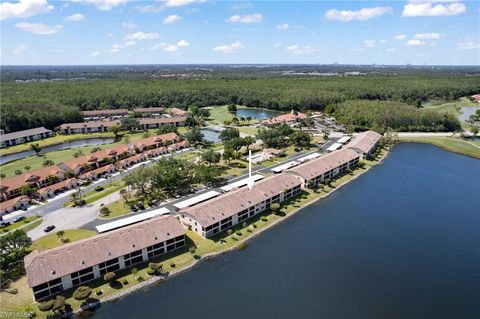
[199,129,221,143]
[93,143,480,319]
[458,106,479,123]
[236,108,281,120]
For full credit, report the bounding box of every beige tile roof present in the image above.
[133,107,165,113]
[24,215,185,288]
[347,131,382,154]
[262,111,306,125]
[132,132,179,149]
[36,178,80,195]
[0,195,30,211]
[58,120,121,130]
[169,108,188,117]
[287,148,360,181]
[138,117,186,125]
[180,174,302,227]
[81,109,128,116]
[61,145,133,171]
[0,166,64,193]
[78,164,115,179]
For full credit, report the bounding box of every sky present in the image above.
[0,0,479,65]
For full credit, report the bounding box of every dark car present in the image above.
[13,216,26,223]
[137,203,145,210]
[44,225,56,232]
[0,221,11,228]
[131,205,139,212]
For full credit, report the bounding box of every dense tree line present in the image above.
[332,100,461,132]
[1,75,478,132]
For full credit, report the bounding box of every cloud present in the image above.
[364,40,377,48]
[393,34,407,40]
[324,7,392,21]
[123,31,159,41]
[407,39,427,46]
[15,22,62,35]
[65,13,85,22]
[402,1,466,17]
[121,21,137,29]
[285,44,320,55]
[230,2,255,11]
[164,0,205,7]
[163,14,182,24]
[12,43,29,54]
[110,41,136,53]
[226,13,263,24]
[457,41,480,50]
[151,40,190,52]
[0,0,54,20]
[71,0,131,11]
[276,23,289,30]
[212,41,244,53]
[414,32,441,39]
[90,51,101,57]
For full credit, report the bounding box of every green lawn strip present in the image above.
[30,229,97,251]
[2,152,384,317]
[1,216,41,233]
[399,136,480,159]
[236,127,258,136]
[103,199,132,219]
[63,181,125,207]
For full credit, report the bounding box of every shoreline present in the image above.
[87,148,391,311]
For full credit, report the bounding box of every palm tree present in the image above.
[56,230,65,242]
[30,143,42,156]
[24,165,31,172]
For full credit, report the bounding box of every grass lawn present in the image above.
[104,199,131,219]
[0,130,161,178]
[237,126,258,136]
[30,229,97,251]
[423,97,478,114]
[399,136,480,159]
[1,216,41,233]
[206,105,234,125]
[63,181,125,207]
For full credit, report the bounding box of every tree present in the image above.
[471,126,479,137]
[19,184,37,197]
[119,188,130,204]
[52,295,66,314]
[195,164,222,186]
[14,169,22,175]
[99,206,110,216]
[200,149,221,166]
[219,127,240,142]
[24,165,31,172]
[38,300,54,314]
[151,158,196,196]
[124,166,154,197]
[56,230,65,241]
[0,173,5,179]
[0,230,32,288]
[227,104,237,113]
[121,117,140,132]
[42,159,55,167]
[323,129,330,140]
[73,286,92,302]
[30,143,41,156]
[290,131,311,147]
[123,135,131,144]
[156,124,177,135]
[108,125,122,139]
[183,127,204,147]
[270,203,281,215]
[104,272,116,283]
[242,136,255,151]
[149,262,163,275]
[73,150,84,158]
[222,145,235,164]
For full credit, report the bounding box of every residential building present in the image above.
[57,120,121,135]
[262,110,306,126]
[133,107,165,117]
[0,127,53,148]
[36,178,81,200]
[138,117,186,130]
[132,132,180,152]
[81,109,128,120]
[169,108,189,117]
[347,130,382,159]
[287,148,360,187]
[180,174,302,238]
[0,166,65,201]
[24,215,186,300]
[0,196,32,216]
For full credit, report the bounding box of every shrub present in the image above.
[252,224,257,228]
[37,300,54,312]
[226,229,233,236]
[261,216,268,222]
[94,186,104,192]
[99,206,110,216]
[131,267,138,275]
[147,269,155,276]
[96,290,103,296]
[242,222,247,228]
[189,247,196,254]
[73,286,92,301]
[103,272,116,282]
[136,276,144,282]
[5,288,18,294]
[170,263,176,268]
[122,279,129,285]
[235,230,242,236]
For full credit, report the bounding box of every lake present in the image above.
[92,143,480,319]
[0,137,115,165]
[199,129,221,143]
[236,108,281,120]
[457,106,479,123]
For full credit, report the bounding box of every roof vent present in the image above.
[154,236,158,240]
[81,260,85,265]
[167,232,170,236]
[51,270,56,275]
[132,244,135,248]
[107,252,111,256]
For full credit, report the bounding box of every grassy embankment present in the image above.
[0,146,387,318]
[399,136,480,159]
[62,181,125,207]
[1,216,41,234]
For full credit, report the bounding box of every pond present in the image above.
[92,143,480,319]
[0,137,115,165]
[457,106,479,123]
[199,129,221,143]
[236,108,281,120]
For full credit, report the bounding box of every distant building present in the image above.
[81,109,128,121]
[0,127,52,148]
[262,110,306,126]
[133,107,165,117]
[471,94,480,104]
[169,108,189,117]
[24,215,186,300]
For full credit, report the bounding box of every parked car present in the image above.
[13,216,25,223]
[137,203,145,210]
[0,221,11,228]
[131,206,139,212]
[44,225,56,232]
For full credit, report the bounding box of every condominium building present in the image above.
[0,127,53,148]
[347,130,382,159]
